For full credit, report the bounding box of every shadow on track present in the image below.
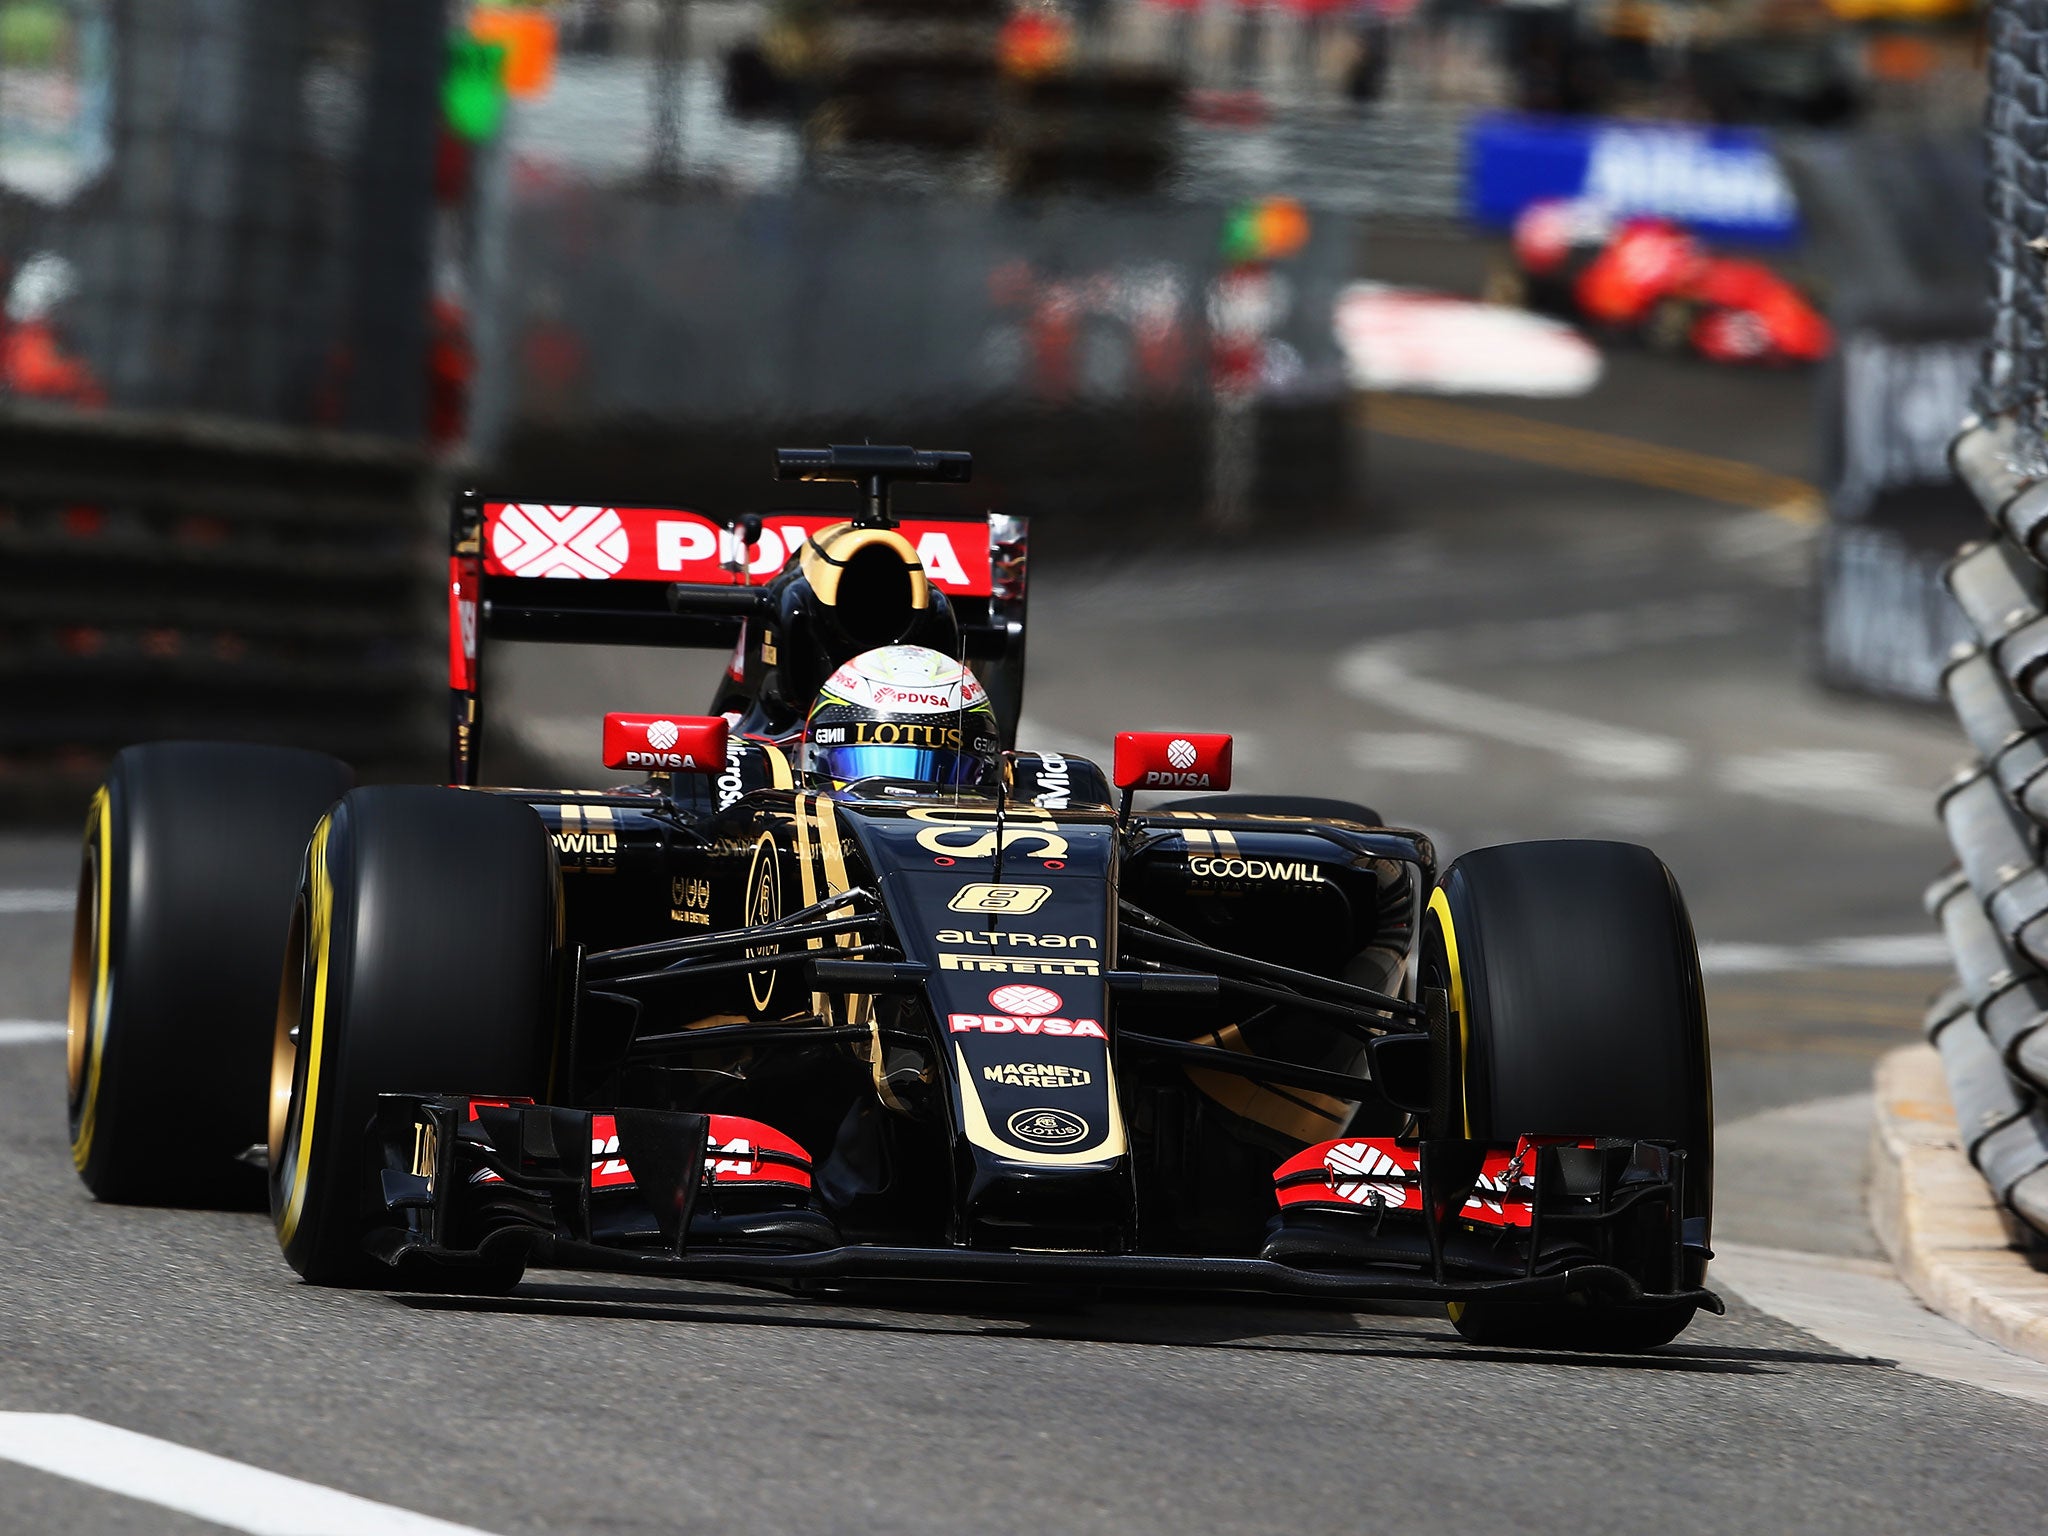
[393,1281,1879,1377]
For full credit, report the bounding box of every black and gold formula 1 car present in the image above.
[64,444,1717,1350]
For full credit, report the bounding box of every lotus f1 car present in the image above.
[65,444,1717,1350]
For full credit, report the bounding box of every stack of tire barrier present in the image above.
[1926,0,2048,1240]
[0,404,441,820]
[1932,414,2048,1238]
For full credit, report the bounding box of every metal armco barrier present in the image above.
[0,406,440,818]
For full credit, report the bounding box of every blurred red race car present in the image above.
[1500,198,1831,366]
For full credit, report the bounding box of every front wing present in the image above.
[366,1095,1721,1314]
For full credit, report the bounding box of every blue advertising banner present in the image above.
[1466,115,1801,245]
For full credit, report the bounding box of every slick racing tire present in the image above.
[270,787,559,1288]
[1423,840,1711,1353]
[68,742,353,1208]
[1647,297,1699,357]
[1154,793,1383,828]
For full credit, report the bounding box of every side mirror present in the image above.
[1112,731,1233,793]
[602,714,729,773]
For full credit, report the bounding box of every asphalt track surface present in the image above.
[5,355,2047,1533]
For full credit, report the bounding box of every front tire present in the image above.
[270,786,560,1286]
[1424,840,1712,1351]
[68,743,353,1206]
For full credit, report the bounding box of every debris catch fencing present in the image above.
[1931,0,2048,1238]
[0,0,449,815]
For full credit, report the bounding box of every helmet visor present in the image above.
[812,743,988,789]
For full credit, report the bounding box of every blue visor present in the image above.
[812,744,985,789]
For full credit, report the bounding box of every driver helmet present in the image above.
[804,645,1001,790]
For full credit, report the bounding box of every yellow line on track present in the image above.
[1364,393,1825,525]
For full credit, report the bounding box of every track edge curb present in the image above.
[1869,1043,2048,1364]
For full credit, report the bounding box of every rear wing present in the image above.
[446,490,1028,785]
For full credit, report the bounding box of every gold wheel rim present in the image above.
[268,897,307,1168]
[64,832,98,1100]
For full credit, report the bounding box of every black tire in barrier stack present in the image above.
[67,742,354,1207]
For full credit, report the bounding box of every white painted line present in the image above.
[1345,731,1474,775]
[1337,639,1691,781]
[1712,1093,2048,1408]
[1333,602,1940,828]
[0,1413,501,1536]
[1716,750,1931,832]
[0,889,70,914]
[1697,933,1951,975]
[0,1021,64,1045]
[1566,792,1675,838]
[1710,1242,2048,1409]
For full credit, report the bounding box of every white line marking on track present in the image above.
[1712,1094,2048,1408]
[0,1413,501,1536]
[1716,749,1931,831]
[1333,601,1939,825]
[1696,933,1951,975]
[1336,640,1690,781]
[1345,731,1474,775]
[0,889,70,914]
[1710,1243,2048,1409]
[0,1021,64,1044]
[1567,792,1675,837]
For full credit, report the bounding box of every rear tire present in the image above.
[270,786,559,1287]
[68,743,353,1207]
[1424,840,1711,1352]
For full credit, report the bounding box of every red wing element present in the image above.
[702,1115,816,1192]
[481,503,994,596]
[1113,731,1233,792]
[601,714,729,773]
[588,1113,814,1193]
[589,1113,637,1190]
[1275,1136,1565,1230]
[1275,1138,1424,1215]
[447,555,481,691]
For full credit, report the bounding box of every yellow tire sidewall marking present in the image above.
[277,816,334,1247]
[1426,885,1474,1140]
[1430,883,1474,1328]
[69,787,114,1171]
